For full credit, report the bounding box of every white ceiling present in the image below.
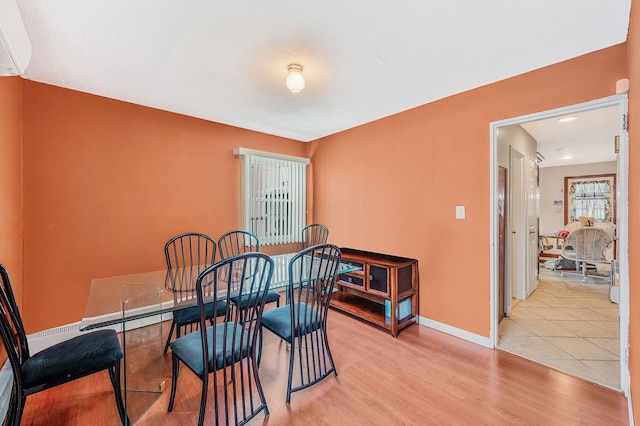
[15,0,632,142]
[522,106,621,168]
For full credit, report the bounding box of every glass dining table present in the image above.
[80,252,360,425]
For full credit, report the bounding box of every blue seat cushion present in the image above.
[170,323,252,377]
[230,289,280,310]
[21,329,122,394]
[261,302,320,342]
[265,289,281,304]
[173,300,227,325]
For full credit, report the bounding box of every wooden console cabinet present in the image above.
[331,248,419,337]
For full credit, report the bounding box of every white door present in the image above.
[510,148,526,300]
[526,157,539,297]
[510,149,539,300]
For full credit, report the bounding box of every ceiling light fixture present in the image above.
[558,116,577,123]
[286,64,305,93]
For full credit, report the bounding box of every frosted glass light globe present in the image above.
[286,64,305,93]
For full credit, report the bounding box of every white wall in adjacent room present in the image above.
[539,161,617,235]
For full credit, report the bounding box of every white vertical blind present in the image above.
[238,151,307,245]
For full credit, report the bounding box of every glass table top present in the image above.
[81,252,361,331]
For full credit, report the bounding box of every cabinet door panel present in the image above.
[369,265,388,294]
[398,265,413,293]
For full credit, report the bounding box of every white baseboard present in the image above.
[27,313,173,354]
[27,322,118,354]
[417,315,493,348]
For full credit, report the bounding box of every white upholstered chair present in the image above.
[561,227,614,281]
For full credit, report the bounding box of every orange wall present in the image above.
[21,82,306,332]
[628,0,639,416]
[309,44,628,337]
[0,77,23,309]
[11,34,637,409]
[8,26,639,413]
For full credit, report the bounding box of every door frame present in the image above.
[498,166,507,321]
[489,94,630,395]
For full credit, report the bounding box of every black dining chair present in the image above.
[163,232,222,353]
[301,224,329,249]
[218,230,281,310]
[0,264,127,425]
[167,252,274,426]
[260,244,341,403]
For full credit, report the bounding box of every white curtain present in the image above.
[569,179,613,223]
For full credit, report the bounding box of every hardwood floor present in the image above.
[21,312,629,425]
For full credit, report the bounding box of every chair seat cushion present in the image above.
[261,302,320,342]
[173,300,227,324]
[170,323,252,377]
[21,329,122,394]
[265,289,281,304]
[230,289,280,310]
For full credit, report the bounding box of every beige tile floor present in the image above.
[498,266,620,390]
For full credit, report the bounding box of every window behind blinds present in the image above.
[240,152,307,245]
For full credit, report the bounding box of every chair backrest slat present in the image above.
[301,224,329,250]
[164,232,217,270]
[288,244,341,332]
[285,244,341,394]
[566,227,613,262]
[0,265,30,397]
[164,233,217,303]
[195,253,273,376]
[218,230,259,260]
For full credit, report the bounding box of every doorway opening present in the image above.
[489,94,629,394]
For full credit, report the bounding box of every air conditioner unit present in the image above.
[0,0,32,76]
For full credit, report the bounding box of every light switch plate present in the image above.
[456,206,465,219]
